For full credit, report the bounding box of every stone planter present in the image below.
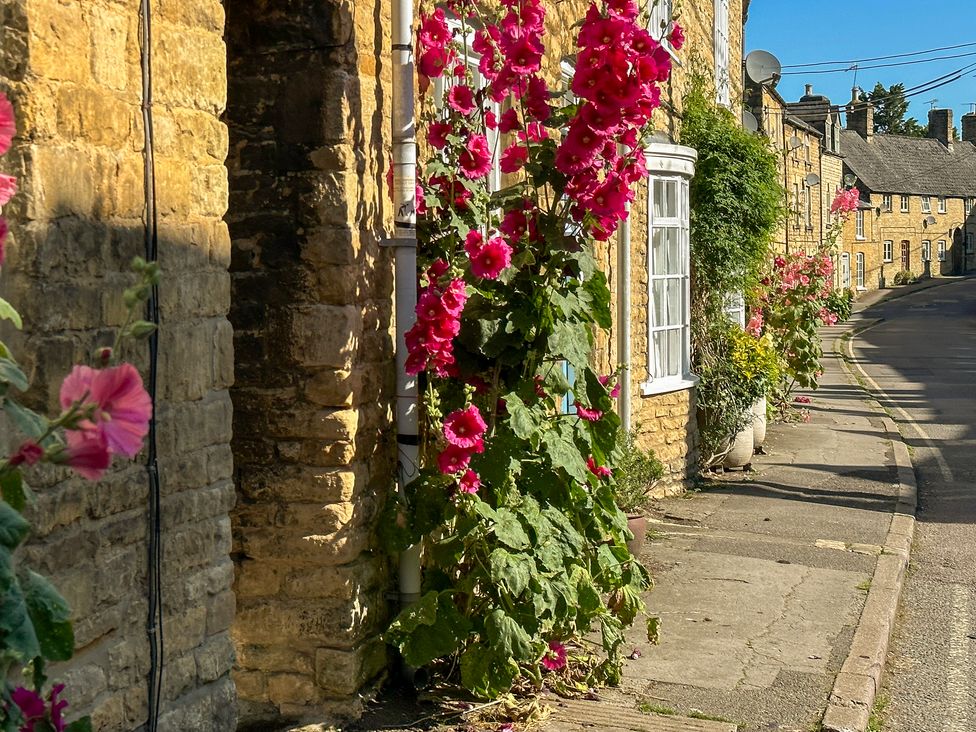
[752,397,767,449]
[722,422,754,469]
[626,514,648,557]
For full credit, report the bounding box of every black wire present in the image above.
[781,49,976,75]
[138,0,164,729]
[781,41,976,69]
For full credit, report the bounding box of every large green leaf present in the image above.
[0,297,22,330]
[583,271,613,328]
[504,393,543,441]
[0,358,28,393]
[386,591,471,668]
[0,501,30,549]
[548,320,590,369]
[460,642,519,699]
[493,508,530,550]
[0,550,41,661]
[65,719,94,732]
[489,548,530,597]
[4,400,50,440]
[485,608,534,662]
[22,570,74,661]
[542,423,588,484]
[0,470,33,513]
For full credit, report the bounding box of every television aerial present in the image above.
[745,50,782,87]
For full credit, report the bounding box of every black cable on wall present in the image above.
[137,0,164,728]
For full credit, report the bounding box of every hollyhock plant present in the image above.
[0,173,16,206]
[388,0,673,701]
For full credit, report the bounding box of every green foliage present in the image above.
[612,431,664,514]
[893,270,918,285]
[859,83,926,137]
[682,78,783,312]
[823,288,854,323]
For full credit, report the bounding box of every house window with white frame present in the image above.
[966,198,974,215]
[938,196,947,214]
[882,194,892,212]
[804,186,812,228]
[713,0,730,107]
[921,240,931,262]
[642,144,696,395]
[855,209,864,239]
[856,252,865,289]
[434,21,502,191]
[649,0,673,43]
[938,240,947,261]
[921,196,931,213]
[883,240,893,262]
[900,195,909,212]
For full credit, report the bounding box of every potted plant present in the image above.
[613,430,665,556]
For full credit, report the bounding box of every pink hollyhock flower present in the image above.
[438,444,474,474]
[745,312,764,337]
[447,85,476,115]
[9,440,43,467]
[831,187,860,215]
[64,430,112,480]
[541,640,567,671]
[498,108,521,134]
[522,75,551,122]
[534,375,547,398]
[500,142,528,173]
[0,93,14,156]
[49,684,67,732]
[794,395,811,404]
[458,134,493,179]
[458,469,480,494]
[12,687,46,731]
[484,109,498,129]
[669,23,685,50]
[427,258,449,281]
[0,173,17,206]
[598,374,621,398]
[504,36,543,75]
[464,230,484,258]
[586,456,611,478]
[443,405,487,449]
[606,0,638,20]
[418,47,451,79]
[574,404,603,421]
[499,206,529,241]
[418,8,452,49]
[59,363,152,458]
[469,236,512,279]
[427,121,452,150]
[440,277,468,315]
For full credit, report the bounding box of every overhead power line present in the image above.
[782,50,976,75]
[781,41,976,69]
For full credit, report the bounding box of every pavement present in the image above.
[545,309,919,731]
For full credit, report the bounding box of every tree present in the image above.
[859,82,927,137]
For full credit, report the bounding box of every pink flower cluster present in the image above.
[12,684,67,732]
[830,186,860,216]
[464,230,512,279]
[58,363,153,480]
[556,1,672,240]
[405,260,468,376]
[439,405,487,492]
[0,92,17,266]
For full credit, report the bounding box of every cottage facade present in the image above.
[0,0,743,729]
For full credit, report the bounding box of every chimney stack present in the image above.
[805,84,813,96]
[847,87,873,141]
[962,112,976,145]
[928,108,953,149]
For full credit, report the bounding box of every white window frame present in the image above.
[725,292,745,328]
[641,143,697,396]
[966,198,974,215]
[649,0,674,44]
[841,252,851,289]
[938,196,947,214]
[434,19,502,191]
[938,240,947,261]
[922,240,931,262]
[882,194,892,212]
[713,0,730,107]
[900,195,910,213]
[921,196,931,213]
[855,209,865,239]
[856,252,865,289]
[883,240,893,263]
[804,186,812,228]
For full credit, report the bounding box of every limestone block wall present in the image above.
[225,0,395,725]
[0,0,236,730]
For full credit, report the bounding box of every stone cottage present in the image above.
[841,101,976,289]
[0,0,744,729]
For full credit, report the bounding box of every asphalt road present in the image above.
[851,279,976,732]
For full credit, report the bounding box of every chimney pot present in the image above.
[961,112,976,145]
[805,84,813,96]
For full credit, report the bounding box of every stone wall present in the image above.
[0,0,236,729]
[224,0,395,725]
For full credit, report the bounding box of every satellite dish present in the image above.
[805,173,821,186]
[788,135,803,150]
[742,110,759,132]
[843,173,857,187]
[924,215,937,226]
[745,50,782,86]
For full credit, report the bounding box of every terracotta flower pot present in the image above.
[626,514,648,557]
[722,422,754,469]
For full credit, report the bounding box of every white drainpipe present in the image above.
[617,157,632,433]
[390,0,422,608]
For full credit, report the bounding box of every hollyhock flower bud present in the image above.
[443,405,487,449]
[9,440,43,467]
[469,237,513,279]
[586,455,612,478]
[574,404,603,421]
[447,84,477,115]
[458,133,493,179]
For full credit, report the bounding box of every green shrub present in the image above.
[614,431,665,514]
[823,287,855,322]
[893,270,917,285]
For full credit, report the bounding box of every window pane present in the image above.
[652,228,668,275]
[666,278,682,327]
[654,330,667,378]
[653,180,678,218]
[653,279,667,326]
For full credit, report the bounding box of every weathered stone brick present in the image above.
[314,640,388,696]
[27,0,91,84]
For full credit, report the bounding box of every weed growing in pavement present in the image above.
[867,694,889,732]
[637,701,676,716]
[857,580,872,592]
[689,709,737,724]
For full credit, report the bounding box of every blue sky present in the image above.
[746,0,976,130]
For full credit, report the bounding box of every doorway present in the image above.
[901,240,910,270]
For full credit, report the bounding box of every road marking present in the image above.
[844,324,954,484]
[947,583,971,732]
